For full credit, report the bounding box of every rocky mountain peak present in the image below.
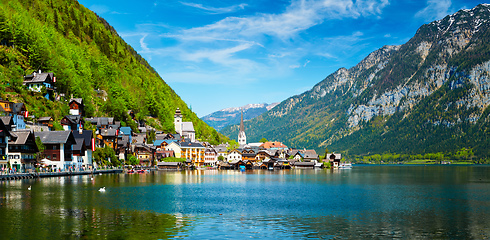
[220,4,490,159]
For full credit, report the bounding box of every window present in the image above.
[53,154,57,159]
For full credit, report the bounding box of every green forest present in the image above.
[0,0,227,144]
[221,4,490,163]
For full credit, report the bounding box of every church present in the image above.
[174,108,196,142]
[238,109,246,146]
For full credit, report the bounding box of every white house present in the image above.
[227,149,242,162]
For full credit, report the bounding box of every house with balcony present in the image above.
[72,129,94,169]
[8,130,38,172]
[35,131,76,170]
[0,119,12,169]
[133,144,155,166]
[227,149,242,162]
[241,147,258,163]
[69,98,84,116]
[204,147,218,166]
[97,128,118,150]
[180,141,205,166]
[23,71,56,100]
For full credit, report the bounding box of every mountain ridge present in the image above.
[220,3,490,159]
[202,103,279,131]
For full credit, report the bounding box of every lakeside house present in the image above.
[35,131,76,170]
[204,147,218,166]
[180,141,205,167]
[72,129,94,169]
[133,144,155,166]
[227,149,242,162]
[328,153,342,168]
[0,119,12,169]
[8,130,38,172]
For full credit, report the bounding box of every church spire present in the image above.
[240,109,244,132]
[238,108,247,145]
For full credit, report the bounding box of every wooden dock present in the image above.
[0,169,123,181]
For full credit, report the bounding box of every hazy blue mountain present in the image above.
[202,103,278,131]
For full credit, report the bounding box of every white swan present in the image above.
[98,187,106,192]
[28,186,31,191]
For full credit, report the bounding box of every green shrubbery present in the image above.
[0,0,228,145]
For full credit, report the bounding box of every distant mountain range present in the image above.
[221,4,490,159]
[201,103,278,131]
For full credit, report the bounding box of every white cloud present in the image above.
[130,0,390,88]
[415,0,452,21]
[174,0,389,41]
[180,2,248,14]
[303,60,310,67]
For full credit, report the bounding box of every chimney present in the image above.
[79,126,83,134]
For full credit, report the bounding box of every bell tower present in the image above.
[174,108,183,135]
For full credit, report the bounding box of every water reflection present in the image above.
[0,166,489,239]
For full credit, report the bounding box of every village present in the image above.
[0,71,344,175]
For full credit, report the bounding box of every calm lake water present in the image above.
[0,165,489,239]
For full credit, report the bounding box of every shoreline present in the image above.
[0,169,123,181]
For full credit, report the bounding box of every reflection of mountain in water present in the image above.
[0,166,488,239]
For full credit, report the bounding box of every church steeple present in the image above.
[238,109,247,145]
[240,109,244,132]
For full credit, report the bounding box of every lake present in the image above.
[0,165,489,239]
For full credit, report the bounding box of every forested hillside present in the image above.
[221,4,490,161]
[0,0,226,144]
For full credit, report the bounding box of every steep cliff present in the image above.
[221,4,490,158]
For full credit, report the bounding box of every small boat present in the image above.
[268,166,274,171]
[137,169,146,174]
[127,169,135,174]
[339,163,353,169]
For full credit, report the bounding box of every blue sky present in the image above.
[78,0,485,117]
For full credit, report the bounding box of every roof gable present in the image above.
[69,98,83,105]
[35,131,75,144]
[72,130,93,148]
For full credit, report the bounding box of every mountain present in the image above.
[221,4,490,159]
[0,0,226,144]
[201,103,279,131]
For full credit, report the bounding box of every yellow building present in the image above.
[180,142,205,167]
